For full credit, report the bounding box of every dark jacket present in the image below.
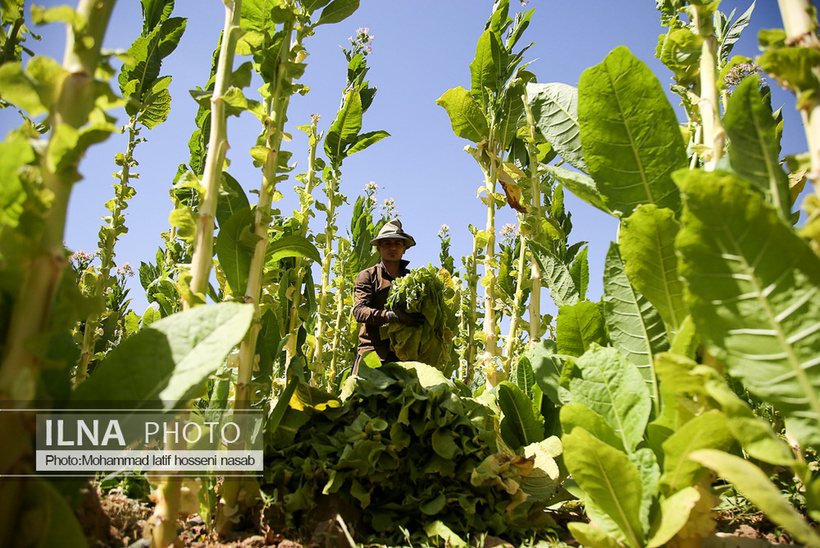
[352,259,410,361]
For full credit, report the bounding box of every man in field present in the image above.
[352,219,422,374]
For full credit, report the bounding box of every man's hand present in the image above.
[386,310,425,326]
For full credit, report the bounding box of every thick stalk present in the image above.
[482,142,500,388]
[218,18,298,537]
[329,275,346,379]
[313,173,339,380]
[695,5,725,171]
[185,1,243,308]
[522,94,542,344]
[777,0,820,189]
[150,419,184,548]
[0,0,117,402]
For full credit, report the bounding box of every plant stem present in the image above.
[503,238,528,370]
[522,93,542,345]
[464,229,480,386]
[695,4,725,171]
[314,172,340,382]
[777,0,820,191]
[0,0,117,402]
[185,1,243,308]
[481,141,500,388]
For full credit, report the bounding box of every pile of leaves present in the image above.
[263,362,561,544]
[383,265,457,373]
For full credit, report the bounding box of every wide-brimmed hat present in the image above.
[370,218,415,248]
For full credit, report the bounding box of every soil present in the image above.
[76,483,805,548]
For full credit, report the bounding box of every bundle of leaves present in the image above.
[383,265,457,372]
[263,361,560,543]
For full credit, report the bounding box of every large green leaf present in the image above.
[496,381,545,450]
[556,301,607,358]
[676,170,820,447]
[560,404,625,452]
[470,29,502,100]
[658,410,734,495]
[529,240,578,308]
[578,46,685,218]
[72,303,254,409]
[436,86,489,143]
[603,242,669,391]
[267,234,321,263]
[567,344,651,451]
[563,427,646,547]
[315,0,359,25]
[324,89,362,165]
[568,522,623,548]
[526,82,586,172]
[724,75,791,219]
[646,487,701,548]
[620,204,687,335]
[215,207,258,296]
[691,449,820,548]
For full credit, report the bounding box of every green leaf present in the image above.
[267,234,321,263]
[556,301,607,358]
[72,303,254,409]
[216,172,250,228]
[215,207,257,296]
[21,478,88,548]
[529,240,578,308]
[543,164,611,215]
[724,75,791,219]
[0,139,34,228]
[716,1,755,67]
[569,246,589,302]
[470,29,502,99]
[603,242,669,390]
[563,427,646,547]
[646,487,701,548]
[346,129,390,156]
[560,404,626,453]
[690,449,820,548]
[659,410,734,495]
[424,521,469,548]
[497,381,545,450]
[325,89,362,164]
[620,204,687,335]
[578,46,685,218]
[436,86,489,144]
[526,82,586,172]
[676,170,820,447]
[567,344,651,451]
[568,522,623,548]
[526,339,571,406]
[0,58,62,116]
[316,0,359,26]
[704,379,797,467]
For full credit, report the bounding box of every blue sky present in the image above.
[4,0,808,317]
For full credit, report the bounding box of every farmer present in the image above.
[352,218,423,374]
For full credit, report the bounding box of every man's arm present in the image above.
[352,269,390,325]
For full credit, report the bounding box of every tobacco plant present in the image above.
[521,0,820,545]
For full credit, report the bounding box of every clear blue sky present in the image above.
[4,0,808,317]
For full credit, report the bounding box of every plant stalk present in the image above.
[695,5,725,171]
[777,0,820,190]
[522,92,542,345]
[313,172,340,381]
[185,0,243,308]
[502,237,528,371]
[482,141,500,388]
[0,0,117,402]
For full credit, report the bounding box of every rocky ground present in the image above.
[75,483,804,548]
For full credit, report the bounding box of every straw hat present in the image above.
[370,218,416,248]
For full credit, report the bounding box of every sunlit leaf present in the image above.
[676,170,820,447]
[579,46,685,217]
[526,82,586,171]
[436,86,489,144]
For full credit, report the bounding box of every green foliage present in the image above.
[266,362,560,541]
[675,169,820,448]
[72,302,253,410]
[578,46,686,218]
[384,265,457,373]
